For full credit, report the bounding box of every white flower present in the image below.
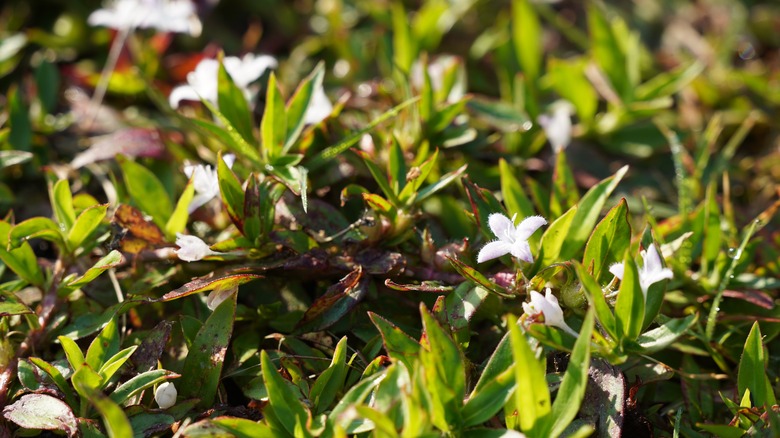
[609,243,673,297]
[205,285,237,311]
[522,288,578,337]
[410,55,465,103]
[537,102,573,153]
[169,54,278,109]
[154,382,177,409]
[303,84,333,125]
[477,213,547,263]
[88,0,201,36]
[174,233,221,261]
[183,154,235,213]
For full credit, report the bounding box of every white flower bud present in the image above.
[155,382,177,409]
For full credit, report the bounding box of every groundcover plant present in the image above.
[0,0,778,436]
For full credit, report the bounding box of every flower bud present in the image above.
[155,382,177,409]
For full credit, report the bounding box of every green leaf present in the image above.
[466,96,531,132]
[156,271,261,302]
[8,85,32,151]
[63,250,123,292]
[165,177,195,239]
[73,367,133,438]
[35,59,60,114]
[0,221,44,286]
[260,350,311,438]
[261,72,287,160]
[217,151,246,230]
[538,204,577,267]
[508,315,550,435]
[9,217,64,249]
[560,165,628,261]
[213,417,277,437]
[66,204,108,251]
[307,97,419,171]
[582,198,631,282]
[547,57,597,122]
[635,314,697,353]
[0,150,33,169]
[413,163,467,204]
[179,292,236,408]
[86,317,120,371]
[512,0,542,84]
[499,158,536,220]
[58,335,86,373]
[359,151,401,207]
[419,303,465,432]
[614,251,644,343]
[217,56,255,145]
[0,301,32,316]
[109,370,178,405]
[391,2,414,72]
[549,309,594,437]
[28,357,80,408]
[2,393,78,434]
[295,267,369,333]
[284,62,325,153]
[50,179,78,229]
[398,149,438,203]
[117,156,172,228]
[309,336,348,414]
[550,151,578,218]
[191,117,261,164]
[462,333,516,427]
[587,3,629,102]
[574,261,617,340]
[97,346,137,385]
[738,322,775,407]
[368,312,421,371]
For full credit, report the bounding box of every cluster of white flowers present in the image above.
[478,212,673,338]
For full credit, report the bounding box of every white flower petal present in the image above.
[510,240,534,263]
[643,244,663,275]
[609,263,625,280]
[168,85,201,109]
[487,213,515,241]
[514,215,547,241]
[538,104,573,153]
[206,286,237,311]
[303,85,333,125]
[477,240,513,263]
[174,233,218,261]
[187,192,215,214]
[222,153,236,169]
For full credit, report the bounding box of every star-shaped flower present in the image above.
[537,102,573,153]
[183,154,235,213]
[522,288,578,337]
[477,213,547,263]
[174,233,221,261]
[88,0,201,36]
[169,54,278,109]
[609,243,673,297]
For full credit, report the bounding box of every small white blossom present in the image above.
[477,213,547,263]
[205,285,237,311]
[154,382,177,409]
[183,154,235,213]
[174,233,221,261]
[410,55,465,103]
[169,54,278,109]
[609,243,673,298]
[303,84,333,126]
[537,102,573,153]
[522,288,578,337]
[88,0,201,36]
